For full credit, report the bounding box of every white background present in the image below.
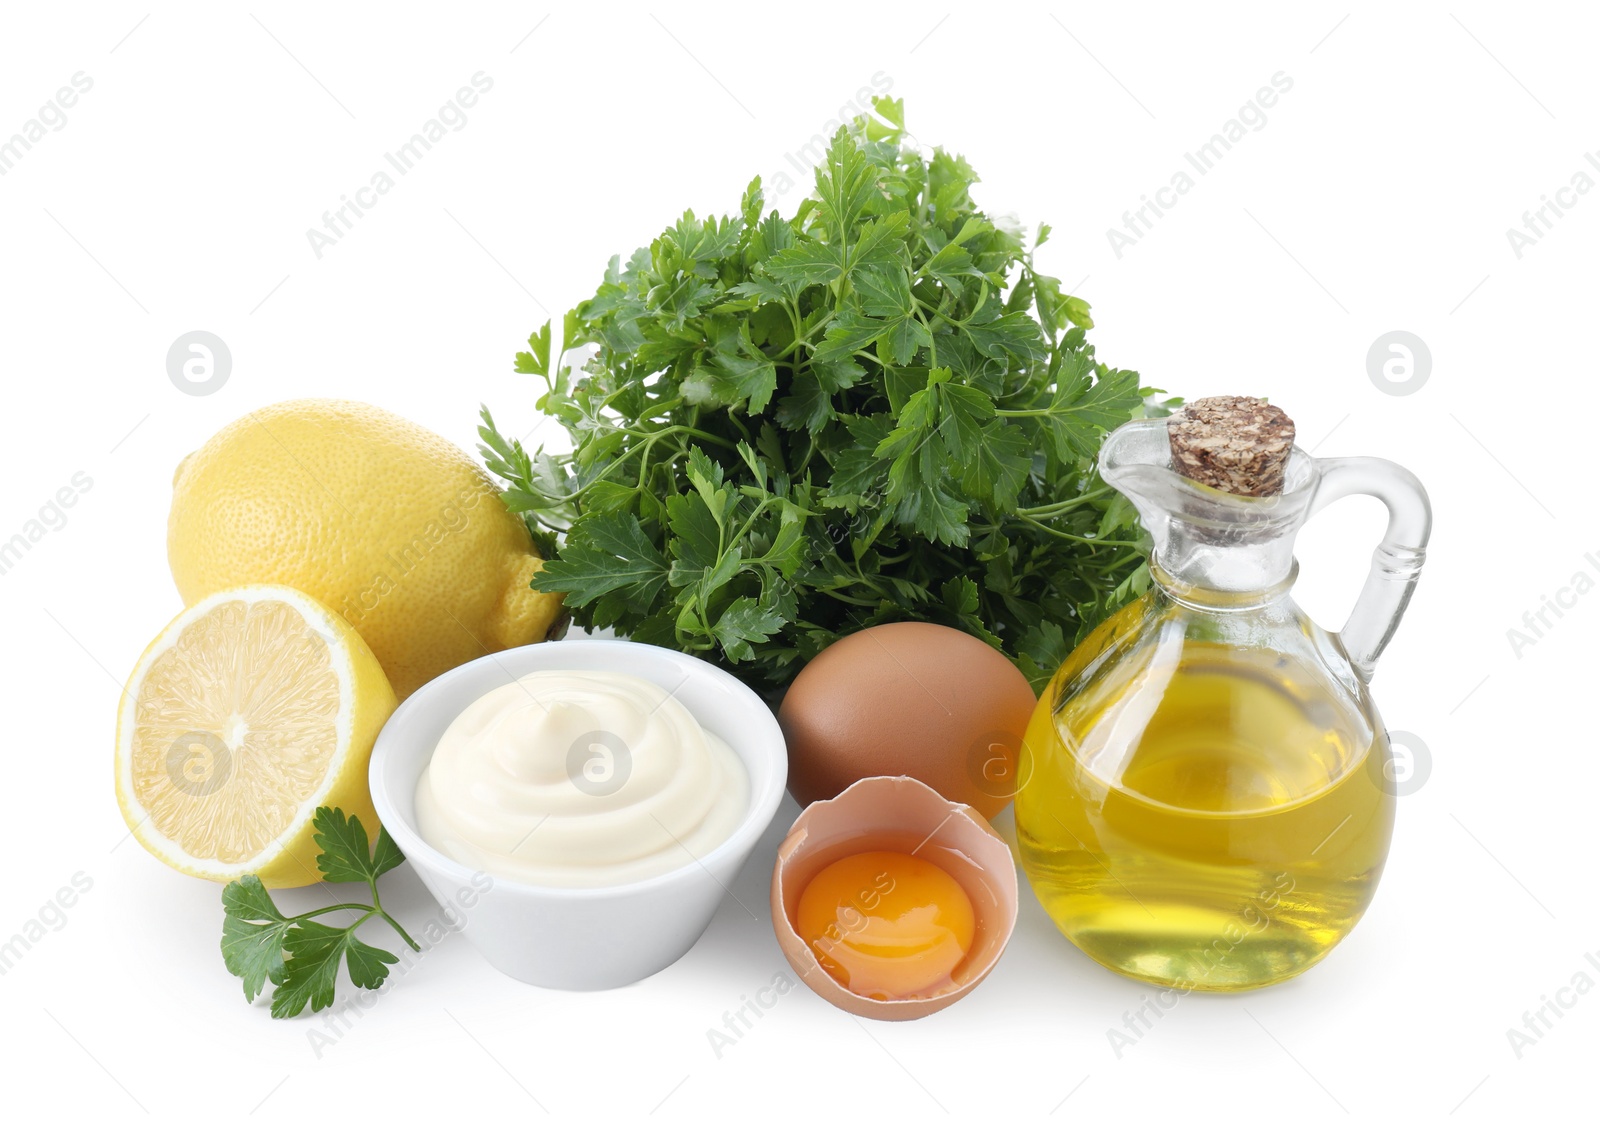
[0,2,1592,1124]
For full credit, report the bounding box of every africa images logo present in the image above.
[0,72,93,177]
[1106,72,1294,258]
[306,72,495,258]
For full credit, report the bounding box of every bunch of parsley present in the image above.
[481,99,1158,692]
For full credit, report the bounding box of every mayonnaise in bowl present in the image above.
[414,669,749,888]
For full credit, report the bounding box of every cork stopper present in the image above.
[1167,396,1295,497]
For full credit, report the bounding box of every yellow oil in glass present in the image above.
[1015,605,1396,991]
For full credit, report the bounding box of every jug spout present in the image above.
[1099,418,1319,596]
[1099,410,1430,680]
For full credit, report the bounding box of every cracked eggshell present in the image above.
[770,775,1019,1021]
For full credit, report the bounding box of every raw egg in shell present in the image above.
[771,775,1019,1020]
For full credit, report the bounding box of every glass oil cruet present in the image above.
[1014,397,1431,990]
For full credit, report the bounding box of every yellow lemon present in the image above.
[115,585,397,888]
[167,399,564,698]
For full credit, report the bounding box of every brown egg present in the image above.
[771,775,1019,1020]
[778,622,1037,819]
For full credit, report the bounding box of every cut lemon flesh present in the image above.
[115,585,397,887]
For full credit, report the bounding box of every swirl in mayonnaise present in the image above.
[414,670,748,887]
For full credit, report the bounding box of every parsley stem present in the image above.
[294,902,382,919]
[1013,513,1143,548]
[1016,485,1113,517]
[916,288,977,331]
[724,504,763,552]
[722,411,753,446]
[368,877,422,952]
[663,425,738,451]
[912,306,938,368]
[994,406,1088,419]
[794,434,816,477]
[778,301,806,360]
[813,588,881,608]
[380,911,421,952]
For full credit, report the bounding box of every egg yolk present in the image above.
[795,850,976,1001]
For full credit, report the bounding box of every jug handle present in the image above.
[1306,456,1432,683]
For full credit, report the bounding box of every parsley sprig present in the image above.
[221,808,419,1019]
[482,98,1169,692]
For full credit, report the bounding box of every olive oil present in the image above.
[1015,409,1430,991]
[1016,609,1396,991]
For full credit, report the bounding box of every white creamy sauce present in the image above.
[415,670,748,887]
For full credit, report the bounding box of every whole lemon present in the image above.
[168,399,565,698]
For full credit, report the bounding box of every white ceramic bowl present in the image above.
[368,639,788,990]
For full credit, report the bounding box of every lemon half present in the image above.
[114,585,397,888]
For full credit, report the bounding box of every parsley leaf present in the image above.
[220,877,290,1002]
[537,513,671,613]
[312,807,404,885]
[710,596,786,662]
[271,923,398,1019]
